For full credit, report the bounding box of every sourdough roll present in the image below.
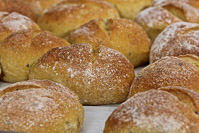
[0,80,84,133]
[150,22,199,63]
[0,30,69,82]
[29,43,135,105]
[104,87,199,133]
[0,12,40,42]
[135,0,199,41]
[68,18,151,67]
[128,55,199,97]
[38,0,119,39]
[0,0,36,21]
[104,0,153,20]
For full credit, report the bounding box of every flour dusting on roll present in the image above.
[150,22,199,63]
[129,55,199,97]
[29,43,135,105]
[38,0,119,39]
[104,87,199,133]
[0,80,84,133]
[68,18,151,67]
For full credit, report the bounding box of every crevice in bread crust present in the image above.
[0,84,41,97]
[163,5,187,21]
[111,5,123,18]
[159,86,199,116]
[91,45,100,64]
[0,12,10,20]
[178,54,199,70]
[96,19,112,41]
[61,29,76,41]
[181,27,199,35]
[0,60,4,81]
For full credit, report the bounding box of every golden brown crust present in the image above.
[0,12,40,42]
[29,43,135,105]
[0,0,36,21]
[135,6,182,41]
[0,30,70,82]
[150,22,199,63]
[153,0,199,23]
[0,80,77,97]
[135,0,199,41]
[128,55,199,98]
[38,0,119,38]
[68,18,151,67]
[159,86,199,114]
[104,88,199,133]
[0,80,84,133]
[19,0,63,18]
[104,0,153,20]
[178,54,199,69]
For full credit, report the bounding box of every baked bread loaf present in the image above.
[135,0,199,41]
[128,55,199,97]
[0,79,84,133]
[68,18,151,67]
[38,0,119,39]
[150,22,199,63]
[0,30,69,82]
[29,43,135,105]
[104,0,153,20]
[0,12,40,42]
[0,0,36,21]
[104,86,199,133]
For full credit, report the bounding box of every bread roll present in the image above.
[135,6,181,41]
[0,80,84,133]
[150,22,199,63]
[0,30,69,82]
[135,0,199,41]
[29,43,135,105]
[38,0,119,39]
[128,55,199,97]
[104,0,153,20]
[104,86,199,133]
[68,18,151,67]
[0,0,36,21]
[0,12,40,42]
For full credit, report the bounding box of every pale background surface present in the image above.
[0,66,145,133]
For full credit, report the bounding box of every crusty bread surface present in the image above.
[0,30,69,82]
[0,12,40,42]
[0,80,84,133]
[68,18,151,67]
[104,86,199,133]
[38,0,119,39]
[128,55,199,97]
[150,22,199,63]
[29,43,135,105]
